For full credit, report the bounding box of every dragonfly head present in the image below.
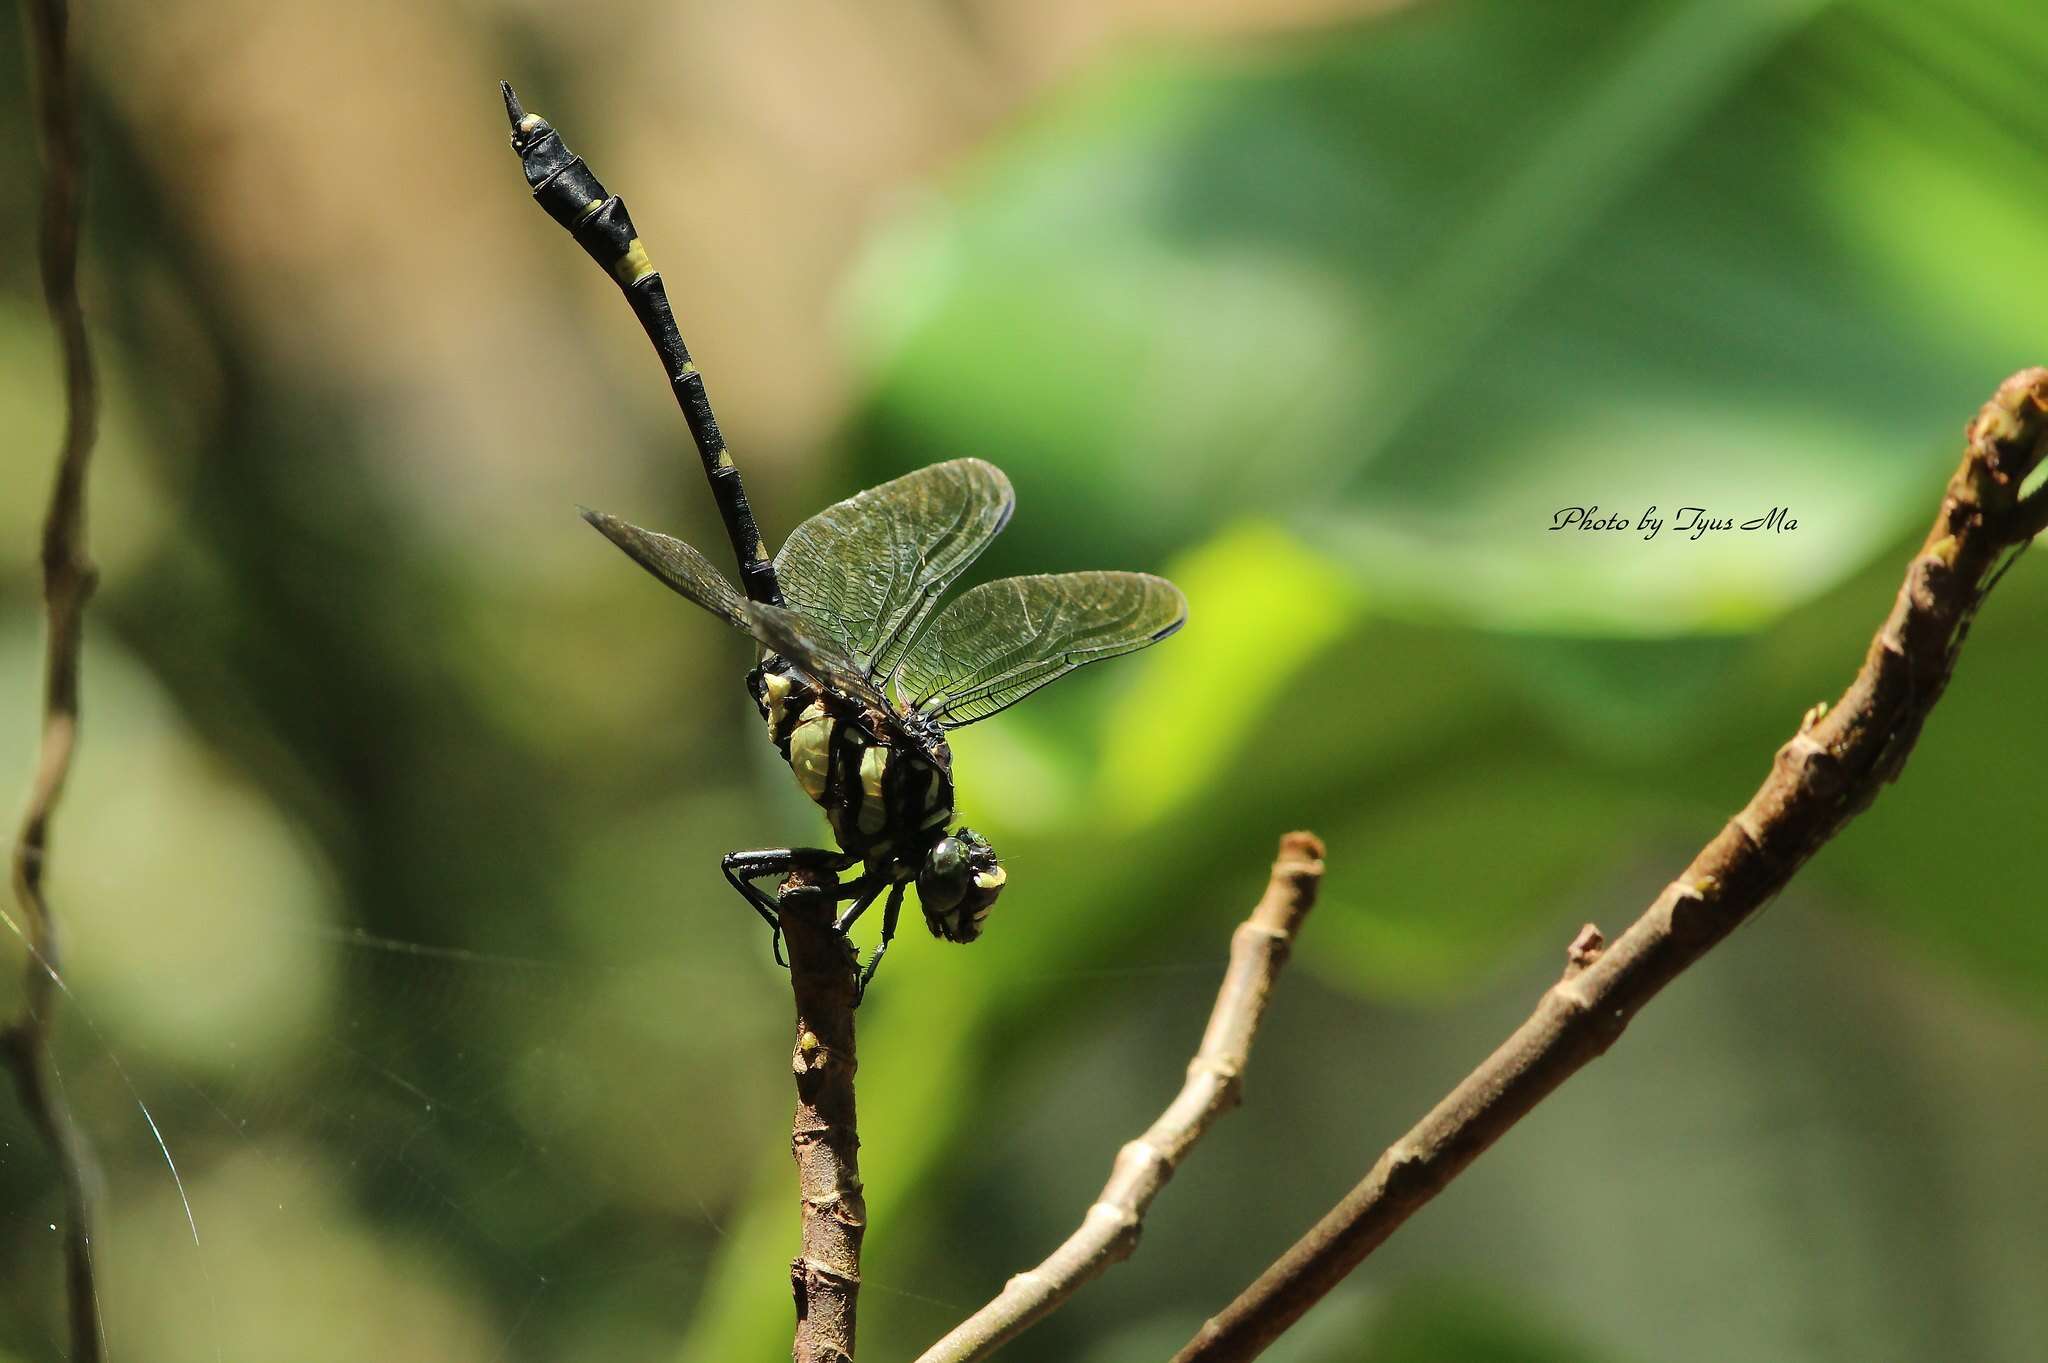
[918,827,1004,943]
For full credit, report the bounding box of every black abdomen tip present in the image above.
[500,80,556,160]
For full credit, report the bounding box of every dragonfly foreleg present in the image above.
[856,882,909,1003]
[720,847,860,966]
[833,874,890,935]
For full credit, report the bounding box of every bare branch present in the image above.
[1170,367,2048,1363]
[2,0,106,1358]
[915,831,1327,1363]
[781,872,866,1363]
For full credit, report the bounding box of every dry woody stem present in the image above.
[2,1,105,1359]
[1171,368,2048,1363]
[916,832,1327,1363]
[781,871,867,1363]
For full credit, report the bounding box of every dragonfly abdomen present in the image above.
[503,84,781,608]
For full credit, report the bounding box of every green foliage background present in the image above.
[2,1,2045,1360]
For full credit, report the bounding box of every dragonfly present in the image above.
[502,85,1186,992]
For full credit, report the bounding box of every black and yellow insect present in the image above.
[504,85,1186,991]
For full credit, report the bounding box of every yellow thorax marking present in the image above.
[858,746,888,802]
[857,747,890,835]
[788,702,831,802]
[920,767,950,827]
[761,672,792,737]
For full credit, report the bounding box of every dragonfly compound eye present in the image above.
[919,831,1002,943]
[919,839,968,925]
[931,828,1003,944]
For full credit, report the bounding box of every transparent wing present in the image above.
[582,508,748,630]
[895,572,1187,729]
[743,602,896,712]
[775,459,1014,682]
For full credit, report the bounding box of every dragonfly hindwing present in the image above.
[582,508,749,629]
[894,572,1188,728]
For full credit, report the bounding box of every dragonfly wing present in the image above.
[895,572,1187,729]
[583,508,749,630]
[744,601,897,712]
[775,459,1014,681]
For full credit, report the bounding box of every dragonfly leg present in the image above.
[720,847,857,966]
[833,874,888,935]
[856,882,908,1004]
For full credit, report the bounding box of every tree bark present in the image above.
[781,871,865,1363]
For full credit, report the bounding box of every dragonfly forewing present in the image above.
[775,459,1014,682]
[744,601,899,714]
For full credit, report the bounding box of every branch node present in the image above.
[1120,1135,1168,1169]
[1380,1143,1431,1194]
[1189,1052,1246,1084]
[1729,810,1767,853]
[1562,924,1605,980]
[796,1257,862,1289]
[1086,1201,1140,1232]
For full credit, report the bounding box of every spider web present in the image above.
[0,602,1236,1362]
[0,920,744,1362]
[0,875,1215,1362]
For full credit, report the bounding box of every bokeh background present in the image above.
[4,1,2047,1360]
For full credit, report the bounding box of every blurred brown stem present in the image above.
[781,871,866,1363]
[914,832,1325,1363]
[1170,368,2048,1363]
[3,0,106,1358]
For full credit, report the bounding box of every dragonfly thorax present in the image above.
[751,663,954,855]
[748,662,1003,942]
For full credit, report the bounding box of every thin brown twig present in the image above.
[914,832,1325,1363]
[3,0,105,1358]
[1170,367,2048,1363]
[781,871,866,1363]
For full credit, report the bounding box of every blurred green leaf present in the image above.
[1099,519,1365,828]
[1307,759,1649,1003]
[846,0,2048,632]
[1346,1281,1612,1363]
[0,618,337,1075]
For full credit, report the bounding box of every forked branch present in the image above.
[916,832,1326,1363]
[2,0,105,1358]
[1171,368,2048,1363]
